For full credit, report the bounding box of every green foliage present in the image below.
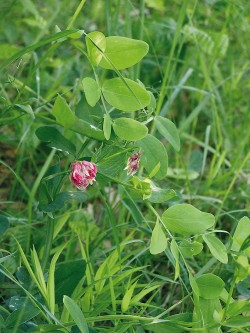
[155,116,180,151]
[150,219,168,255]
[36,126,77,156]
[162,204,215,235]
[99,36,149,70]
[82,77,101,107]
[102,77,150,112]
[112,117,148,141]
[136,134,168,179]
[1,1,250,332]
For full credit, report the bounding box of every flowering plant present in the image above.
[70,161,97,189]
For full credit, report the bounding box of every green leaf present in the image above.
[52,95,75,128]
[5,304,40,328]
[162,204,215,235]
[112,117,148,141]
[94,145,127,177]
[130,176,152,200]
[99,36,149,70]
[36,126,76,155]
[131,284,161,304]
[193,297,222,332]
[55,259,86,303]
[39,191,88,213]
[195,274,225,299]
[179,240,203,257]
[136,134,168,179]
[63,296,89,333]
[155,116,180,151]
[234,255,249,283]
[71,118,105,141]
[103,114,111,140]
[82,77,101,107]
[232,216,250,255]
[143,313,192,333]
[203,234,228,264]
[121,281,137,312]
[149,187,178,203]
[227,300,250,318]
[86,31,106,66]
[223,315,250,328]
[0,215,9,236]
[15,104,35,119]
[167,167,199,180]
[102,78,150,112]
[150,220,168,254]
[189,273,200,296]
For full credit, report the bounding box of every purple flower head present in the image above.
[125,150,141,176]
[70,160,97,190]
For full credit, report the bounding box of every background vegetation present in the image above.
[0,1,250,332]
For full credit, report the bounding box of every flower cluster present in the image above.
[70,160,97,190]
[125,150,141,176]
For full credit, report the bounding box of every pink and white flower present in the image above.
[70,160,97,190]
[125,151,141,176]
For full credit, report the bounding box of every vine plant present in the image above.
[1,27,250,333]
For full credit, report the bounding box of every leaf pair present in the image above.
[83,76,151,112]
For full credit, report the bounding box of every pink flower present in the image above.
[70,160,97,189]
[125,151,141,176]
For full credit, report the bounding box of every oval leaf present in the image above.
[82,77,100,107]
[136,134,168,179]
[150,220,168,255]
[162,204,215,235]
[52,95,75,128]
[72,118,104,141]
[203,234,228,264]
[112,117,148,141]
[36,126,76,155]
[149,188,178,204]
[155,116,180,151]
[102,78,150,112]
[179,240,203,257]
[195,273,225,299]
[99,36,149,70]
[86,31,106,66]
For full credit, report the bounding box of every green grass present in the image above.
[0,1,250,332]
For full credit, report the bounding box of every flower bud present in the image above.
[125,151,141,176]
[70,160,97,189]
